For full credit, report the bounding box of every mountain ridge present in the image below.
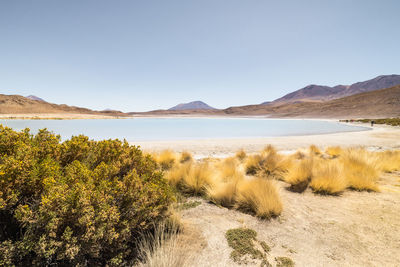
[269,74,400,104]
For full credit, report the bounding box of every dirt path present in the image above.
[181,172,400,266]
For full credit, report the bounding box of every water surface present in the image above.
[0,118,368,142]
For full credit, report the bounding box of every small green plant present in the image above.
[275,256,295,267]
[225,227,270,265]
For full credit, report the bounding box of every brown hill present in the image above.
[0,94,126,116]
[223,84,400,118]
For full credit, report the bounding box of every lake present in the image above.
[0,118,368,142]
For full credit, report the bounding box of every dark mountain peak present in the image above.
[168,101,216,111]
[26,95,45,102]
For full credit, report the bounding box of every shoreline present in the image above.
[133,124,400,158]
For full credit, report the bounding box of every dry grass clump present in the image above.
[179,151,193,163]
[245,145,291,179]
[235,149,247,161]
[245,154,263,175]
[137,216,191,267]
[182,162,215,195]
[325,146,343,158]
[292,150,306,160]
[236,178,282,218]
[309,145,321,156]
[165,162,192,187]
[207,180,241,207]
[207,157,244,207]
[154,150,177,170]
[341,149,380,191]
[373,150,400,172]
[310,160,347,195]
[284,157,313,192]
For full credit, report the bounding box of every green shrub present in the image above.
[0,125,174,266]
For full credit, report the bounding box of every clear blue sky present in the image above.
[1,1,399,112]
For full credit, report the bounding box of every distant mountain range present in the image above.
[267,74,400,104]
[2,74,400,118]
[168,101,216,111]
[223,84,400,118]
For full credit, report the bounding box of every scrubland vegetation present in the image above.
[153,144,400,222]
[2,125,399,266]
[0,126,174,266]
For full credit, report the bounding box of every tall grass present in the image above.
[309,145,321,156]
[235,178,282,218]
[373,150,400,172]
[310,160,347,195]
[179,151,193,163]
[341,149,380,191]
[207,157,244,207]
[284,157,313,192]
[165,162,192,187]
[137,220,191,267]
[154,150,177,170]
[182,162,215,195]
[325,146,342,158]
[235,149,247,161]
[245,145,291,179]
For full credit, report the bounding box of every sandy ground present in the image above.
[135,124,400,158]
[180,171,400,267]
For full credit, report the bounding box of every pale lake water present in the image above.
[0,118,368,142]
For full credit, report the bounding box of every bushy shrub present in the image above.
[0,126,174,266]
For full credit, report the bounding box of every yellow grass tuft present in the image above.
[341,149,380,191]
[245,154,262,175]
[235,178,282,218]
[182,162,215,195]
[325,146,343,158]
[179,151,193,163]
[245,145,287,178]
[137,218,190,267]
[284,157,313,192]
[309,145,321,156]
[165,162,192,187]
[310,160,347,195]
[207,180,241,207]
[373,150,400,173]
[155,150,177,170]
[235,149,247,161]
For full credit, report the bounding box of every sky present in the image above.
[0,1,399,112]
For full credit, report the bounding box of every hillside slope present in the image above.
[0,94,125,116]
[224,84,400,118]
[271,74,400,104]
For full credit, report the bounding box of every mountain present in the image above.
[26,95,46,102]
[271,74,400,104]
[223,84,400,118]
[0,94,126,116]
[168,101,216,111]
